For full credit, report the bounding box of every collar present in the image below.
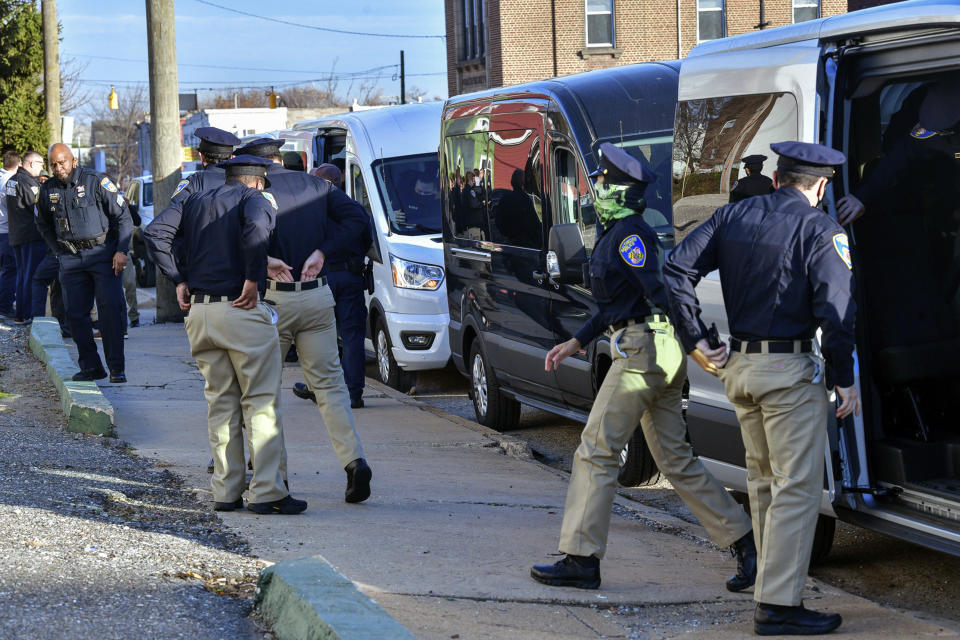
[777,186,814,206]
[265,162,283,174]
[57,167,82,188]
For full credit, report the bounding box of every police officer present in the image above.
[729,154,775,203]
[237,138,374,504]
[5,150,47,323]
[36,143,132,383]
[293,163,372,409]
[169,127,241,203]
[530,143,756,592]
[664,142,859,636]
[145,155,305,515]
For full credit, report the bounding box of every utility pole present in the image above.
[146,0,184,323]
[400,50,406,105]
[41,0,60,143]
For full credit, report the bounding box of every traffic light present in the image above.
[108,86,119,110]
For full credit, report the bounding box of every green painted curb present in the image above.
[255,555,417,640]
[29,317,115,435]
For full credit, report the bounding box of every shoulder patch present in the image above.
[832,233,852,270]
[618,234,647,268]
[910,124,938,140]
[5,180,17,196]
[262,192,278,211]
[731,181,739,190]
[173,179,190,196]
[100,176,118,193]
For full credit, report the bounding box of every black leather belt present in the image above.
[729,338,814,354]
[323,262,349,273]
[609,314,669,332]
[191,294,237,304]
[267,277,326,292]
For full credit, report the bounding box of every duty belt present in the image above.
[266,277,327,292]
[190,294,238,304]
[729,338,813,354]
[58,233,107,254]
[609,314,669,333]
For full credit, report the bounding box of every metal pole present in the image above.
[400,50,406,105]
[41,0,60,143]
[146,0,184,322]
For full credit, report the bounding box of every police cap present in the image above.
[219,154,273,185]
[770,141,846,178]
[236,137,285,158]
[741,154,767,166]
[194,126,241,155]
[918,74,960,132]
[589,142,657,185]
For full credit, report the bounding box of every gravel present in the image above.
[0,323,266,640]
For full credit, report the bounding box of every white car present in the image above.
[125,171,194,287]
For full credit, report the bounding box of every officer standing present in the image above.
[237,138,374,504]
[145,155,305,515]
[36,143,132,383]
[530,143,756,592]
[169,127,240,203]
[5,150,47,324]
[664,142,859,636]
[729,154,775,203]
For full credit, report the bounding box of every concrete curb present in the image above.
[255,555,418,640]
[29,317,115,435]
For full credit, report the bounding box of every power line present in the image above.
[76,72,445,92]
[66,53,395,76]
[192,0,445,40]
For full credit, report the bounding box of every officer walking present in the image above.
[5,150,47,324]
[729,154,775,203]
[530,143,756,592]
[237,138,374,504]
[664,142,859,636]
[36,143,132,383]
[145,155,305,515]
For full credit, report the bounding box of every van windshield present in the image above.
[372,153,442,235]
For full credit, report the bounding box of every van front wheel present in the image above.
[374,316,414,393]
[617,427,662,487]
[469,339,520,431]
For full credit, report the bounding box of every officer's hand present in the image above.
[233,280,259,310]
[267,256,294,283]
[836,194,865,226]
[176,282,191,312]
[690,339,727,376]
[545,338,581,371]
[301,249,325,281]
[836,385,861,420]
[112,252,127,276]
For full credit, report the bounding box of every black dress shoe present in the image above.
[247,494,307,515]
[530,554,601,589]
[351,396,364,409]
[213,497,244,511]
[726,530,757,592]
[73,367,107,382]
[292,382,317,403]
[285,345,299,363]
[109,371,127,384]
[344,458,372,503]
[129,319,139,328]
[755,603,842,636]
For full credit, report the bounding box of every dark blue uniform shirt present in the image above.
[855,127,960,205]
[729,173,775,203]
[664,187,857,387]
[574,212,670,346]
[264,163,370,281]
[5,167,43,246]
[144,180,276,296]
[170,164,226,205]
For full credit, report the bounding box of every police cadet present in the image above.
[729,154,775,203]
[293,163,372,409]
[170,127,241,203]
[530,143,756,592]
[145,155,306,515]
[664,142,860,636]
[36,143,132,383]
[237,138,374,504]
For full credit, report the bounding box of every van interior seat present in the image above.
[876,338,960,387]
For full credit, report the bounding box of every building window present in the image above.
[793,0,820,23]
[585,0,614,47]
[460,0,486,61]
[697,0,725,42]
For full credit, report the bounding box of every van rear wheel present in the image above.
[469,339,520,431]
[374,316,414,393]
[617,427,662,487]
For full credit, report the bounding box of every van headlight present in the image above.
[390,254,444,290]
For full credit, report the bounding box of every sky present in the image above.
[59,0,448,119]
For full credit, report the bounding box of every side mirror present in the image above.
[548,223,586,285]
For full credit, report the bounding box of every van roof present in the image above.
[291,101,443,159]
[689,0,960,58]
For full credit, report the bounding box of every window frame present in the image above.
[696,0,726,44]
[792,0,820,23]
[549,140,597,257]
[584,0,615,48]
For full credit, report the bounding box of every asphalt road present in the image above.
[388,363,960,624]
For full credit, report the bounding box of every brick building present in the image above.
[446,0,871,96]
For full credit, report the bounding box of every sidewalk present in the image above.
[89,320,960,639]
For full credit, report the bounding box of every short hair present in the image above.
[3,150,20,170]
[777,169,822,190]
[200,150,230,164]
[22,150,42,164]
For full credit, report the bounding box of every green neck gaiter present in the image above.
[594,183,646,226]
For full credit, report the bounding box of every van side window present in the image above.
[553,147,597,254]
[351,164,371,214]
[488,129,543,249]
[672,92,799,242]
[444,133,490,242]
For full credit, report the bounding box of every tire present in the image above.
[809,515,836,565]
[374,315,415,393]
[468,338,520,431]
[617,427,662,487]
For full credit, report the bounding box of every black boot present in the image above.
[344,458,372,503]
[530,554,601,589]
[726,530,757,592]
[755,603,842,636]
[292,382,317,403]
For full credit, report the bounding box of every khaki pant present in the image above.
[265,283,364,468]
[559,321,752,559]
[718,351,829,606]
[184,300,287,504]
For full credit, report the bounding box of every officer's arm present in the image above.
[572,313,604,347]
[323,183,370,255]
[854,134,922,206]
[663,213,721,352]
[34,190,59,255]
[239,191,277,284]
[97,178,133,254]
[808,230,857,388]
[143,201,185,284]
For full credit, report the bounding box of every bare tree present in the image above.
[59,56,92,115]
[88,82,148,185]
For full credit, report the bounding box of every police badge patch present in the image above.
[262,192,278,211]
[49,192,60,203]
[619,234,646,268]
[173,179,190,196]
[910,124,938,140]
[833,233,852,270]
[100,177,118,192]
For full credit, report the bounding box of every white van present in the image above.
[672,0,960,560]
[293,103,449,391]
